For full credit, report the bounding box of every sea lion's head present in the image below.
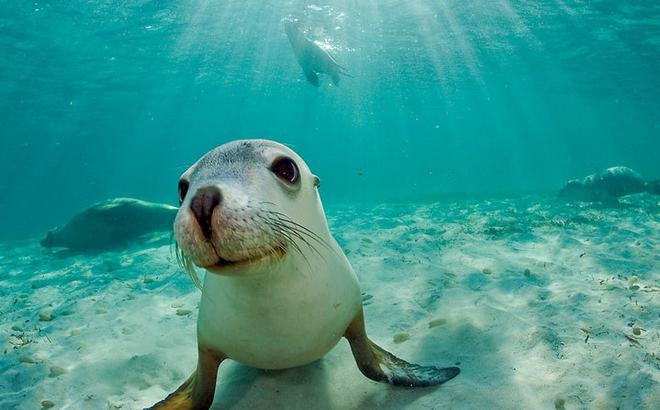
[282,16,302,40]
[558,179,591,201]
[174,139,324,277]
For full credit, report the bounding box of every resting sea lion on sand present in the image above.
[41,198,177,251]
[559,166,659,204]
[283,17,350,87]
[150,139,459,409]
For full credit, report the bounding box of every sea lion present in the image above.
[41,198,177,251]
[283,17,350,87]
[559,166,659,203]
[150,139,459,409]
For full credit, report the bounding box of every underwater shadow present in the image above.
[41,232,172,258]
[211,359,334,409]
[210,362,260,409]
[374,320,508,409]
[603,367,657,409]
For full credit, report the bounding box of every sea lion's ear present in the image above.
[312,175,321,189]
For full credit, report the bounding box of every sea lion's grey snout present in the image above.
[190,186,223,240]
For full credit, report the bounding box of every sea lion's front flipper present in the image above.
[344,311,459,387]
[648,180,660,195]
[149,347,225,410]
[331,73,340,86]
[303,68,320,87]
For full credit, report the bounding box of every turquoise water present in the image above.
[2,1,659,240]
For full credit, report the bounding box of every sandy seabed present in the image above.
[1,195,658,410]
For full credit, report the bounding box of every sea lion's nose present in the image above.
[190,186,222,240]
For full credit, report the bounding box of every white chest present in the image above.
[196,252,361,369]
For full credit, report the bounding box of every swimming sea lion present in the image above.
[559,166,659,203]
[150,139,459,409]
[283,18,350,87]
[41,198,177,251]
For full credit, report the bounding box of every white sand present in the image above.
[1,195,658,409]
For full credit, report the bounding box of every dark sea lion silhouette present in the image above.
[559,166,659,203]
[41,198,178,252]
[283,18,350,87]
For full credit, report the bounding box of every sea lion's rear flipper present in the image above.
[149,347,224,410]
[337,65,353,79]
[303,68,320,87]
[40,231,55,247]
[344,311,459,387]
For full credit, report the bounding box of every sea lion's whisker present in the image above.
[267,222,312,271]
[269,224,301,255]
[279,225,327,262]
[268,219,325,262]
[168,232,176,254]
[271,219,334,261]
[175,242,202,289]
[272,214,329,246]
[268,220,311,252]
[266,210,331,247]
[257,205,330,249]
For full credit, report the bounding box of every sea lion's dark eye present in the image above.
[178,179,190,205]
[271,157,299,184]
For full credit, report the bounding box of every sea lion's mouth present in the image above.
[202,246,287,274]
